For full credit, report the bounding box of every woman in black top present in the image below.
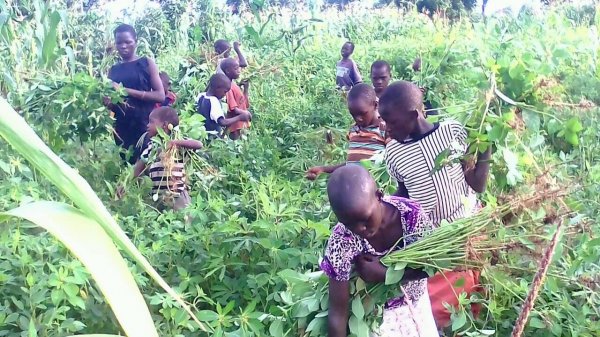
[106,24,165,164]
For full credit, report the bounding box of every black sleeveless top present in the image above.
[108,57,155,132]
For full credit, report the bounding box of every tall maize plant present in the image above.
[0,98,211,334]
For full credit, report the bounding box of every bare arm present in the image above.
[169,139,203,150]
[217,113,251,127]
[121,58,165,103]
[393,181,409,198]
[133,160,147,178]
[463,147,492,193]
[328,279,350,337]
[233,42,248,68]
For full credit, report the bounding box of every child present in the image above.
[336,41,362,91]
[214,39,248,75]
[306,84,386,180]
[322,164,438,337]
[220,58,251,140]
[197,73,251,139]
[370,60,392,99]
[156,72,177,108]
[130,107,203,211]
[379,80,490,329]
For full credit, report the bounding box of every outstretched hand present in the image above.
[233,41,241,50]
[305,166,324,180]
[355,254,387,283]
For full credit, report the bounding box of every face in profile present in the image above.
[214,83,231,100]
[380,104,418,142]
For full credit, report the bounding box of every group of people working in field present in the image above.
[105,24,252,210]
[104,22,492,336]
[316,42,492,336]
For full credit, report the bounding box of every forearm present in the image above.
[232,107,249,116]
[171,139,203,150]
[133,161,147,177]
[328,315,348,337]
[124,88,165,103]
[220,115,244,127]
[466,147,492,192]
[320,163,344,174]
[235,48,248,68]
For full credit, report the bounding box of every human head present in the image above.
[347,83,378,128]
[327,165,384,239]
[214,39,231,58]
[159,72,171,95]
[113,24,137,61]
[220,58,241,80]
[341,41,355,58]
[370,60,391,96]
[147,107,179,137]
[207,73,231,100]
[379,81,424,142]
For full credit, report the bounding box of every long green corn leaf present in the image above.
[0,202,157,337]
[0,97,210,332]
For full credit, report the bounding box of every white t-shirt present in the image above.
[196,92,225,123]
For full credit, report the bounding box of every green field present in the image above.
[0,1,599,336]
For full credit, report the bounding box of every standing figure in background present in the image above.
[336,41,362,91]
[197,73,252,140]
[370,60,392,99]
[156,72,177,108]
[379,81,491,331]
[105,24,165,165]
[214,39,248,75]
[221,58,251,140]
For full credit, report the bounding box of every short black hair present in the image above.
[150,107,179,128]
[214,39,230,53]
[347,83,376,103]
[344,41,355,52]
[114,24,137,40]
[220,58,239,74]
[327,164,377,220]
[379,81,423,117]
[371,60,391,74]
[209,73,231,90]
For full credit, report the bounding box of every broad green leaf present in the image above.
[351,297,365,320]
[348,315,369,337]
[529,317,546,329]
[269,319,284,337]
[385,268,404,285]
[451,311,467,331]
[0,98,210,332]
[522,110,541,132]
[0,201,157,337]
[197,310,219,322]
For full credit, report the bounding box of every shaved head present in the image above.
[327,165,378,219]
[378,81,423,119]
[220,58,238,72]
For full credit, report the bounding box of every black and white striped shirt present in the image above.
[385,120,477,226]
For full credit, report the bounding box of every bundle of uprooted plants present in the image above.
[380,186,570,278]
[287,182,580,337]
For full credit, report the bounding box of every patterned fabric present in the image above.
[320,196,437,336]
[346,120,388,163]
[321,196,432,304]
[385,120,478,226]
[140,142,186,196]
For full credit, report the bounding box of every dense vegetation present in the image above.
[0,0,599,336]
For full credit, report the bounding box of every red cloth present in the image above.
[428,270,483,328]
[225,82,250,133]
